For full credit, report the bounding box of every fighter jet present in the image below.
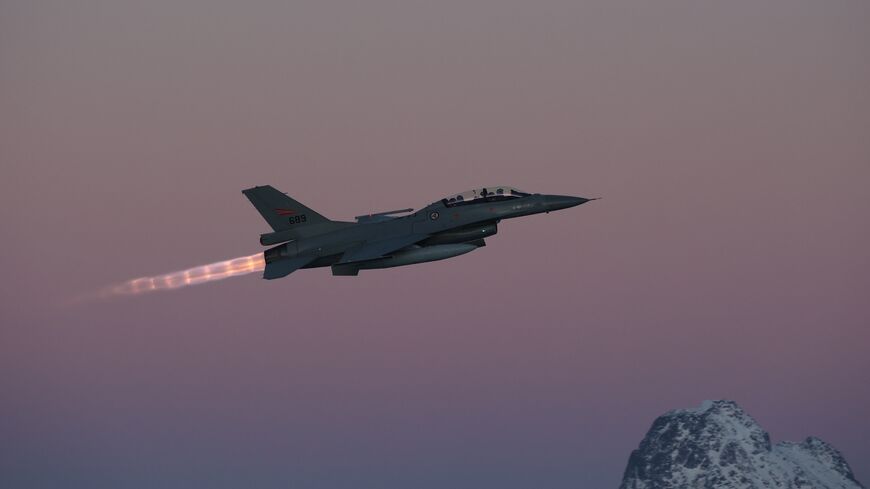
[243,185,595,279]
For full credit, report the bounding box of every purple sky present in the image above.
[2,1,869,487]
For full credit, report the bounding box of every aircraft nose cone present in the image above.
[544,195,593,212]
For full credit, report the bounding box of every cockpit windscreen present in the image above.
[441,186,530,207]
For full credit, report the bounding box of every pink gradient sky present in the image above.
[2,1,869,487]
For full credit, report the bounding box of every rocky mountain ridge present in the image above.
[620,400,863,489]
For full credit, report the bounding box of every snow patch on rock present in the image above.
[620,400,863,489]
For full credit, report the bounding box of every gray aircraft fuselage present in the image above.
[242,186,594,278]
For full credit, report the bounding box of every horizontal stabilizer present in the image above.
[263,255,316,280]
[331,264,360,276]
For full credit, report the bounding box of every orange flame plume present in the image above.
[98,252,265,299]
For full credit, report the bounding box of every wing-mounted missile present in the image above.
[355,208,414,224]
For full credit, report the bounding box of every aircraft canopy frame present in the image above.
[440,186,530,207]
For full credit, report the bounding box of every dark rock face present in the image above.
[620,400,863,489]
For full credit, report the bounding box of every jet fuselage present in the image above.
[243,185,592,278]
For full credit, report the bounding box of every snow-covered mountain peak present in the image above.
[620,400,863,489]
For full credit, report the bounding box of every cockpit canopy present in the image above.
[441,186,531,207]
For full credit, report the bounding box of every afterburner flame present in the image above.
[100,252,265,298]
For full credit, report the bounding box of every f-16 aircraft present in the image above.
[243,185,596,279]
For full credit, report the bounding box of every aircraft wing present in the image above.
[338,234,428,264]
[263,255,317,280]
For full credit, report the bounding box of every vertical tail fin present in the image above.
[242,185,330,232]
